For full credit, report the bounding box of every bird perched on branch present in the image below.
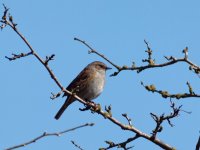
[55,61,111,120]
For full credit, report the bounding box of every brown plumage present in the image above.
[55,61,111,120]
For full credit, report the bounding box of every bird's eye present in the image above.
[99,64,105,69]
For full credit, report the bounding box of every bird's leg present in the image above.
[79,100,96,111]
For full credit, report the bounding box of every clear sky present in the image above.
[1,1,200,150]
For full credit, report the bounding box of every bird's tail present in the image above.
[55,97,74,120]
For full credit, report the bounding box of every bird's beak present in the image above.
[106,66,112,70]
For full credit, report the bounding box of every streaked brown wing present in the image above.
[63,67,89,97]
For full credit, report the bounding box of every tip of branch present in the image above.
[2,3,8,10]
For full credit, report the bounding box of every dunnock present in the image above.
[55,61,111,120]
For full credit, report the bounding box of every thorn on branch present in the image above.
[50,91,62,100]
[164,56,176,61]
[144,39,151,51]
[182,47,188,59]
[44,54,55,65]
[101,135,138,150]
[122,113,133,126]
[186,81,195,95]
[2,4,9,21]
[71,140,84,150]
[143,40,155,66]
[5,52,33,61]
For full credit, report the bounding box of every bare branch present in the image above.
[100,135,139,150]
[44,54,55,65]
[142,40,155,66]
[73,99,175,149]
[1,8,68,96]
[5,52,33,61]
[74,38,200,77]
[71,140,84,150]
[2,4,9,20]
[141,81,200,100]
[182,47,188,59]
[5,123,94,150]
[74,37,121,70]
[186,81,195,95]
[150,100,182,139]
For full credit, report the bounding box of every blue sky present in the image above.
[1,1,200,150]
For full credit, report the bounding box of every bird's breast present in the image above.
[83,71,105,101]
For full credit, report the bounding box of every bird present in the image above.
[55,61,111,120]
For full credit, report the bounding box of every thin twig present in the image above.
[74,37,121,70]
[71,140,84,150]
[141,81,200,100]
[5,123,94,150]
[122,113,132,126]
[74,38,200,77]
[150,100,182,139]
[50,91,63,100]
[44,54,55,65]
[1,5,67,96]
[5,52,33,61]
[102,134,139,150]
[142,40,155,66]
